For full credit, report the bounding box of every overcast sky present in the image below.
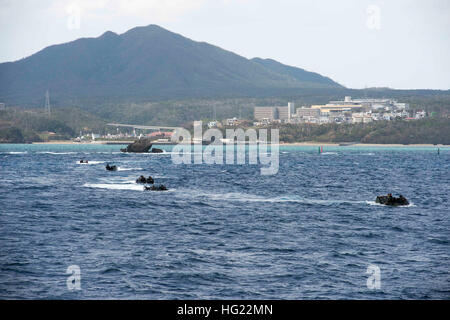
[1,0,449,89]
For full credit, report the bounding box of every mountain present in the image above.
[251,58,339,88]
[0,24,343,106]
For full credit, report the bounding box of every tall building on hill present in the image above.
[254,102,294,121]
[254,106,276,120]
[296,107,320,117]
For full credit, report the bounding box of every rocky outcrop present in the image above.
[120,139,165,153]
[120,139,152,153]
[375,194,409,206]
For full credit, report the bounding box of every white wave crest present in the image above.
[37,152,77,155]
[1,151,28,154]
[366,201,416,207]
[77,160,103,165]
[83,183,144,191]
[321,152,338,155]
[117,167,144,171]
[84,182,173,192]
[181,190,366,205]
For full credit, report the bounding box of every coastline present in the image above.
[31,140,133,145]
[279,142,448,147]
[29,140,449,148]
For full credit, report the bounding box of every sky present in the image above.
[0,0,449,90]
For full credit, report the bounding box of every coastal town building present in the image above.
[328,96,409,111]
[226,117,243,126]
[252,97,417,126]
[310,104,364,114]
[415,110,426,119]
[208,121,218,128]
[295,107,320,118]
[254,102,294,122]
[253,118,272,126]
[352,113,373,123]
[254,107,276,120]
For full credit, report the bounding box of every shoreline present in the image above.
[31,140,133,145]
[28,140,449,148]
[279,142,448,147]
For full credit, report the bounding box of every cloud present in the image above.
[49,0,207,22]
[115,0,206,20]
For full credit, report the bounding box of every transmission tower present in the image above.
[45,90,51,115]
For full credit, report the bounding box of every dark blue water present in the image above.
[0,144,449,299]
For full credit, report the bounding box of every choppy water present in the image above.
[0,143,449,299]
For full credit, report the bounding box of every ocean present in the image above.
[0,143,449,299]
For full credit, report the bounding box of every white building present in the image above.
[208,121,218,128]
[254,102,294,121]
[329,96,409,113]
[226,117,241,126]
[287,102,295,119]
[352,114,373,123]
[415,110,426,119]
[393,102,409,110]
[319,115,330,123]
